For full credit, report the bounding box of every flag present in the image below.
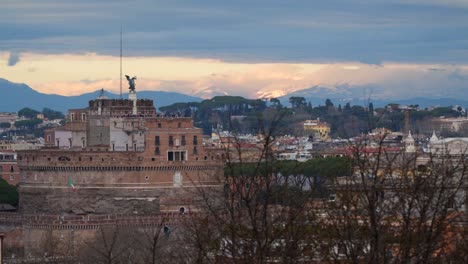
[68,178,76,192]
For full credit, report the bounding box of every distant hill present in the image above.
[2,78,467,114]
[0,78,202,113]
[279,85,468,109]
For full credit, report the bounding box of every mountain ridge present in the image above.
[0,78,202,113]
[1,78,466,113]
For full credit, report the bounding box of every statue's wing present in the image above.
[125,75,130,80]
[133,76,137,80]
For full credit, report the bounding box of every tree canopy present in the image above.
[18,107,40,118]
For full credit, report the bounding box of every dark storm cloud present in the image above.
[2,0,468,63]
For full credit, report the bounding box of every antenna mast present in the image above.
[120,26,123,98]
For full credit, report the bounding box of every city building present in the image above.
[303,119,331,142]
[0,151,19,185]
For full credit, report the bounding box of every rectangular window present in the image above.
[155,136,160,146]
[0,166,3,172]
[9,175,14,181]
[167,151,187,161]
[193,135,198,145]
[155,147,160,155]
[169,136,174,146]
[193,146,198,155]
[181,136,186,146]
[10,165,14,172]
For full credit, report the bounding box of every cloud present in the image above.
[1,1,468,64]
[7,52,20,66]
[2,51,467,100]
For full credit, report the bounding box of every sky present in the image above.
[1,0,468,99]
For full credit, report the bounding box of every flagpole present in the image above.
[120,25,123,99]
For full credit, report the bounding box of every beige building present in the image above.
[432,117,468,134]
[303,119,331,141]
[429,132,468,156]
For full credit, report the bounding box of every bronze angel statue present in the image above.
[125,75,137,91]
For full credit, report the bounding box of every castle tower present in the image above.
[404,130,416,153]
[129,89,138,115]
[430,130,439,142]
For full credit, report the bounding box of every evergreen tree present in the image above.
[344,102,351,113]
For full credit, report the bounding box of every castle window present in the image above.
[181,136,186,146]
[155,136,160,146]
[155,147,160,155]
[70,113,75,121]
[169,136,174,146]
[168,151,186,161]
[158,123,162,128]
[193,136,198,145]
[193,146,198,155]
[178,122,181,128]
[82,113,86,121]
[10,175,14,181]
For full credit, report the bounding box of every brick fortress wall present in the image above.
[18,149,223,214]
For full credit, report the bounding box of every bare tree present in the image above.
[185,117,468,264]
[319,135,468,264]
[78,225,134,264]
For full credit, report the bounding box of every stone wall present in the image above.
[19,187,160,214]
